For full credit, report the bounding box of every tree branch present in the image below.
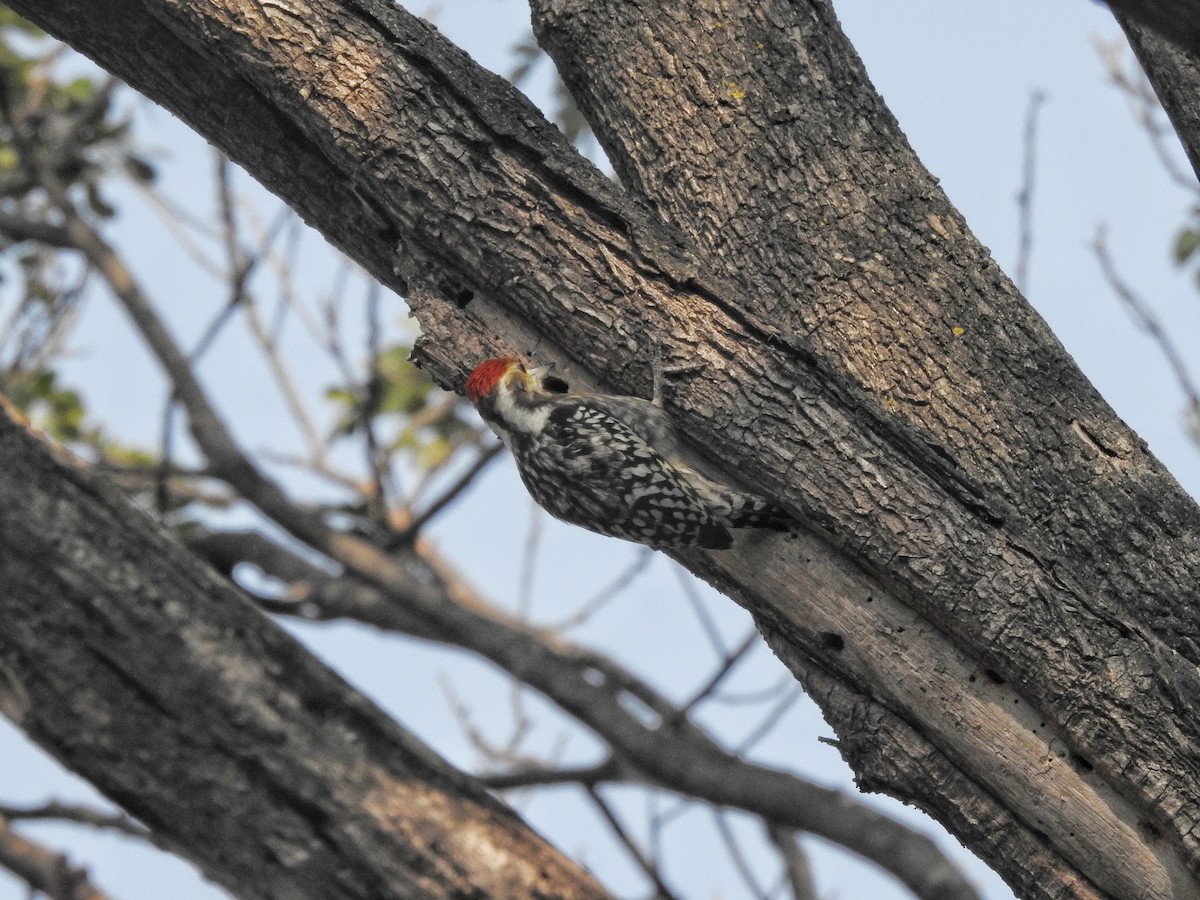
[0,817,111,900]
[8,1,1200,898]
[0,403,610,900]
[190,527,982,900]
[0,801,150,841]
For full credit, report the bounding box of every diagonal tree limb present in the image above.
[1103,0,1200,61]
[0,397,611,900]
[190,526,980,900]
[1,137,979,896]
[1117,15,1200,183]
[6,1,1200,898]
[0,817,112,900]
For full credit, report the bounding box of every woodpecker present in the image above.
[465,357,792,549]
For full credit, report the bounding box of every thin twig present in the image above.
[361,281,399,519]
[0,801,149,840]
[1014,89,1046,295]
[735,687,804,755]
[546,547,654,631]
[766,824,818,900]
[678,630,759,715]
[387,442,504,545]
[517,504,543,619]
[671,563,728,657]
[215,154,328,463]
[707,674,793,706]
[1095,37,1196,189]
[480,759,621,791]
[1093,226,1200,447]
[130,180,225,278]
[0,817,113,900]
[585,786,680,900]
[713,809,770,900]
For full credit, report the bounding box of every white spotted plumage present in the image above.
[466,357,792,549]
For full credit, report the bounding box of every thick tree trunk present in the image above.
[528,6,1200,900]
[0,403,610,900]
[4,1,1200,899]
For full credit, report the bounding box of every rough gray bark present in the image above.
[1104,0,1200,60]
[0,404,611,900]
[528,3,1200,898]
[3,1,1200,899]
[1120,15,1200,181]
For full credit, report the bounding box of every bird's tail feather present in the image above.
[726,493,793,532]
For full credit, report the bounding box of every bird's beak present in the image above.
[528,364,553,380]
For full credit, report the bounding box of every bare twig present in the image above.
[213,153,328,463]
[0,817,113,900]
[714,809,769,900]
[678,630,759,715]
[1095,37,1196,189]
[361,281,399,519]
[386,442,504,545]
[671,563,728,657]
[131,180,225,277]
[480,759,622,791]
[735,686,804,755]
[440,676,512,763]
[585,786,680,900]
[546,547,654,631]
[707,674,793,706]
[0,801,149,840]
[517,504,543,619]
[766,824,818,900]
[215,152,254,305]
[1015,90,1046,295]
[1093,226,1200,446]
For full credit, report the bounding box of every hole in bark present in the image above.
[542,375,570,394]
[1070,754,1094,773]
[983,669,1005,685]
[437,278,474,307]
[820,632,845,652]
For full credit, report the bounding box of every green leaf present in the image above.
[60,77,97,104]
[416,435,453,470]
[1173,228,1200,265]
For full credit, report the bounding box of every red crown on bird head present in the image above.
[466,357,519,404]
